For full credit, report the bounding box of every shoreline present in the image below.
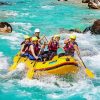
[62,0,87,7]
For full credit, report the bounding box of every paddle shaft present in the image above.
[77,53,95,78]
[33,61,37,67]
[44,36,48,42]
[78,55,86,68]
[16,56,22,64]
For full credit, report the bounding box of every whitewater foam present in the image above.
[0,52,9,70]
[41,5,54,10]
[0,11,18,18]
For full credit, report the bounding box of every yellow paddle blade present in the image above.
[13,52,21,62]
[85,68,95,78]
[26,68,34,79]
[9,63,17,71]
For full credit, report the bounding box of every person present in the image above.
[33,28,45,43]
[20,35,31,56]
[28,37,41,60]
[33,28,40,39]
[63,34,80,57]
[48,35,60,60]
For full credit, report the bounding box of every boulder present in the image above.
[82,0,90,3]
[0,2,10,5]
[69,29,82,33]
[83,26,91,33]
[83,19,100,34]
[91,19,100,34]
[0,22,12,33]
[59,28,82,34]
[58,0,68,1]
[88,1,100,9]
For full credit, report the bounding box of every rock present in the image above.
[88,1,100,9]
[59,28,70,33]
[91,19,100,34]
[82,0,100,9]
[83,19,100,34]
[69,29,82,33]
[82,0,90,3]
[58,0,68,1]
[0,22,12,33]
[0,2,10,5]
[83,26,91,33]
[59,28,82,34]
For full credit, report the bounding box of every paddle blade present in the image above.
[26,68,34,79]
[9,63,17,71]
[85,68,95,78]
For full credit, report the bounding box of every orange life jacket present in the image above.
[48,41,59,51]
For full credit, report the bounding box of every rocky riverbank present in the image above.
[59,0,100,9]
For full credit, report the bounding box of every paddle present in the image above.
[44,35,48,42]
[9,51,29,71]
[78,54,95,78]
[9,56,22,71]
[26,60,37,79]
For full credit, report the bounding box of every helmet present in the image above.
[70,34,76,40]
[54,35,60,38]
[32,37,38,41]
[34,28,40,33]
[24,35,30,39]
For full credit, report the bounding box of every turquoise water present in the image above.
[0,0,100,100]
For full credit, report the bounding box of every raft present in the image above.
[9,53,79,78]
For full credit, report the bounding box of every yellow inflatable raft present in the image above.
[9,53,79,78]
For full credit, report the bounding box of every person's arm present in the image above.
[38,36,45,42]
[48,40,52,45]
[64,39,70,44]
[30,45,38,60]
[74,45,80,56]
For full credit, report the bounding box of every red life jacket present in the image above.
[29,43,40,56]
[63,40,75,53]
[48,41,59,51]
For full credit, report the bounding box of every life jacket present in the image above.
[22,42,32,53]
[48,41,59,51]
[63,40,77,53]
[29,43,40,56]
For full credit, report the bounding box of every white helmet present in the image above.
[34,28,40,33]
